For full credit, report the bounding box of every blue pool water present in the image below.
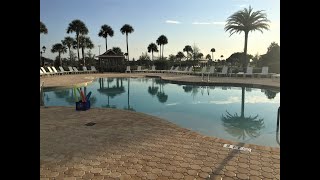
[43,77,280,147]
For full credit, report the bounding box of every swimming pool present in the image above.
[42,77,280,147]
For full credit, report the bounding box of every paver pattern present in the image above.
[40,73,280,179]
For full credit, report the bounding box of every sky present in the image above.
[40,0,280,61]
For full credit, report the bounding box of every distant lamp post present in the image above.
[41,46,46,66]
[98,45,101,55]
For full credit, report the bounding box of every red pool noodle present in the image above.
[80,90,86,102]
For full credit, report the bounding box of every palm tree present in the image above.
[147,43,158,61]
[98,24,114,52]
[210,48,215,61]
[51,43,67,66]
[62,36,75,62]
[156,35,168,60]
[156,39,161,60]
[67,19,89,61]
[225,6,270,67]
[206,54,211,60]
[183,45,193,60]
[120,24,134,61]
[40,21,48,34]
[78,36,94,66]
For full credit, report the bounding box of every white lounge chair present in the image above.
[160,66,173,73]
[68,66,75,74]
[59,66,70,74]
[41,67,54,76]
[184,67,194,75]
[216,66,228,77]
[51,66,63,75]
[236,66,253,78]
[146,65,157,73]
[132,66,143,73]
[47,67,58,76]
[90,66,98,73]
[176,67,189,74]
[40,69,47,77]
[204,66,215,81]
[272,74,280,81]
[169,66,180,73]
[82,66,91,74]
[73,67,83,74]
[125,66,131,73]
[254,66,275,78]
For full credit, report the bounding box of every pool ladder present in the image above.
[276,106,280,145]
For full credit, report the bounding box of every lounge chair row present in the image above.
[128,65,276,78]
[40,66,98,77]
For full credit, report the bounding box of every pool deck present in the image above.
[40,73,280,180]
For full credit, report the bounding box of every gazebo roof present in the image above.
[97,50,125,58]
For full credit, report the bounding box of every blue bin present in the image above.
[76,100,90,111]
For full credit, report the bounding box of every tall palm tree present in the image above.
[40,21,48,34]
[51,43,67,66]
[183,45,193,60]
[62,36,75,62]
[147,43,158,61]
[156,39,161,60]
[78,36,94,66]
[225,6,270,67]
[157,35,168,60]
[120,24,134,61]
[66,19,89,61]
[98,24,114,52]
[210,48,215,61]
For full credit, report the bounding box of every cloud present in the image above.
[192,21,226,25]
[212,21,226,25]
[165,20,181,24]
[192,22,211,25]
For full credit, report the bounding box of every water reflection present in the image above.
[123,78,135,111]
[221,87,265,140]
[147,78,168,103]
[264,89,279,99]
[98,78,125,108]
[148,79,159,97]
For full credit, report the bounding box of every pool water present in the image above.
[43,77,280,147]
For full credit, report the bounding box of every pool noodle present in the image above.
[80,90,86,102]
[86,92,92,101]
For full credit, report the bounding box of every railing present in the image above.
[276,106,280,145]
[277,106,280,132]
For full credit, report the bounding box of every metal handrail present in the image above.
[276,106,280,132]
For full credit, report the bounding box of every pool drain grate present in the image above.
[85,122,96,126]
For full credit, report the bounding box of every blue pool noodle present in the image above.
[86,91,92,101]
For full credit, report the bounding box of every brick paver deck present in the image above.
[40,73,280,179]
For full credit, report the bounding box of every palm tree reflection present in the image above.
[123,78,135,111]
[148,78,159,97]
[154,78,168,103]
[221,87,265,140]
[264,89,279,99]
[98,78,125,108]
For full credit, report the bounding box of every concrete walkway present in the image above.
[40,73,280,180]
